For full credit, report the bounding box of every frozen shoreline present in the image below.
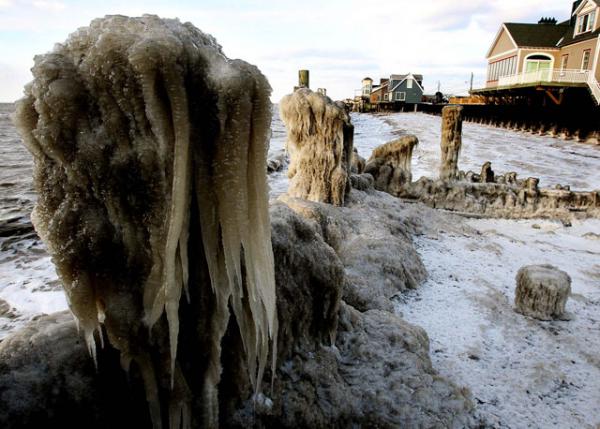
[1,107,600,427]
[395,212,600,428]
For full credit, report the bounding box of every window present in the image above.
[407,79,413,89]
[395,92,406,101]
[487,55,517,82]
[560,54,569,71]
[577,10,596,34]
[582,49,591,70]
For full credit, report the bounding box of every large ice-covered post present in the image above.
[280,88,353,206]
[15,15,277,429]
[439,105,463,181]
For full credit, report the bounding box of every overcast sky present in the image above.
[0,0,570,102]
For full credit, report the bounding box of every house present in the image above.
[482,0,600,104]
[386,74,424,103]
[360,74,424,104]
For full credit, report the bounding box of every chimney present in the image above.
[538,17,557,25]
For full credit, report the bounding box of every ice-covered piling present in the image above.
[15,15,277,429]
[439,105,463,181]
[364,135,419,196]
[515,265,571,320]
[280,88,353,206]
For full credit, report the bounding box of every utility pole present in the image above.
[469,72,474,94]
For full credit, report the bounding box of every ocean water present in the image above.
[1,104,600,338]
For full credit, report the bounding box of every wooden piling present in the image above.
[439,105,463,181]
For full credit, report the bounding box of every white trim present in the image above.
[390,75,424,93]
[581,48,592,70]
[592,35,600,78]
[487,48,518,61]
[516,48,522,73]
[486,25,518,58]
[572,0,599,17]
[523,52,555,74]
[395,92,406,101]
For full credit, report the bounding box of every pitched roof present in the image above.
[390,74,423,81]
[558,19,600,47]
[504,22,570,48]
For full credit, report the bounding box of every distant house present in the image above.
[360,74,424,104]
[482,0,600,104]
[387,74,424,103]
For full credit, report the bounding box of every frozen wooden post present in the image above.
[280,89,353,206]
[439,105,463,181]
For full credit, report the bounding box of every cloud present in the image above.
[31,0,66,11]
[0,0,13,7]
[0,0,573,101]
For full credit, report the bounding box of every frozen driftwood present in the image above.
[280,89,353,206]
[515,265,571,320]
[439,105,463,181]
[364,135,419,196]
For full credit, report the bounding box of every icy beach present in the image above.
[1,103,600,428]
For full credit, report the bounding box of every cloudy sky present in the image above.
[0,0,570,102]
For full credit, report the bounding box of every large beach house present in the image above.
[483,0,600,104]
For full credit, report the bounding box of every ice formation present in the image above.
[279,89,353,206]
[364,135,419,196]
[439,106,463,181]
[14,15,277,428]
[515,265,571,320]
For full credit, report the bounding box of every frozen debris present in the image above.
[14,15,277,429]
[515,265,571,321]
[364,135,419,196]
[267,149,288,173]
[439,106,463,181]
[279,88,353,206]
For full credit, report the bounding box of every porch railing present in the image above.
[497,69,590,86]
[495,68,600,105]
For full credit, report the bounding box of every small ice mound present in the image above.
[515,264,571,320]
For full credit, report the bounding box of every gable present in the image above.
[573,0,599,16]
[487,26,517,58]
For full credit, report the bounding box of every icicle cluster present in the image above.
[15,15,277,429]
[280,89,353,206]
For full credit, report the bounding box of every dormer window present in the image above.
[576,10,596,34]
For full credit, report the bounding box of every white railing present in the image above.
[587,74,600,105]
[497,68,590,86]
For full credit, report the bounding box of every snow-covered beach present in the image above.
[1,104,600,428]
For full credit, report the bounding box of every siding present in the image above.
[559,38,597,70]
[489,28,516,58]
[391,80,423,104]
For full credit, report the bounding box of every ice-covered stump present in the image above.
[364,135,419,196]
[515,265,571,320]
[280,88,353,206]
[14,15,277,429]
[440,105,463,181]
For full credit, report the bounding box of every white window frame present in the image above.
[582,49,592,70]
[395,92,406,101]
[407,79,413,89]
[576,10,596,35]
